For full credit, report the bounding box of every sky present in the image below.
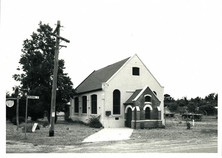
[1,0,222,100]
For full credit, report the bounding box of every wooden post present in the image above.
[25,97,28,139]
[48,21,69,137]
[16,95,20,130]
[49,21,60,137]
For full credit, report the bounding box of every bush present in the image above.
[66,117,87,125]
[88,115,103,128]
[19,123,33,133]
[11,117,25,125]
[19,123,40,132]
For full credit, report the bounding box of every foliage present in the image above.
[11,116,25,125]
[164,93,218,115]
[12,22,75,121]
[87,115,103,128]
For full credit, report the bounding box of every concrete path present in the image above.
[82,128,134,142]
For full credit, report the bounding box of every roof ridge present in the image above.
[95,57,130,72]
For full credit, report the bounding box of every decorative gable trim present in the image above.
[133,85,148,101]
[135,54,164,88]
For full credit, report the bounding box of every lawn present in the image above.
[6,118,101,146]
[131,115,218,141]
[6,115,217,147]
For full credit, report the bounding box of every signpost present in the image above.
[25,95,39,139]
[6,96,21,130]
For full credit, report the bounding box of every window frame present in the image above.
[113,89,121,115]
[144,94,152,103]
[82,96,87,114]
[132,67,140,76]
[74,97,79,113]
[91,94,97,114]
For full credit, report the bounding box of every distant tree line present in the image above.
[164,93,218,115]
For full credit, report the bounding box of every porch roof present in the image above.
[124,89,142,105]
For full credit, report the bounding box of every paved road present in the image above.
[6,137,217,153]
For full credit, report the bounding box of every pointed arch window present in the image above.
[113,89,121,115]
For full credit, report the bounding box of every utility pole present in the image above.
[16,95,20,130]
[49,21,70,137]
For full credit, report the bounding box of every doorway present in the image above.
[126,107,132,128]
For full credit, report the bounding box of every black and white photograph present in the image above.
[1,0,221,157]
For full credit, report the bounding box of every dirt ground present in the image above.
[5,115,218,153]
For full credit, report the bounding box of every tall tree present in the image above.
[13,22,75,121]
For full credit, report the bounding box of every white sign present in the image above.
[32,123,38,132]
[27,96,39,99]
[6,100,14,107]
[52,112,55,117]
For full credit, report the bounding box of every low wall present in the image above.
[131,120,162,129]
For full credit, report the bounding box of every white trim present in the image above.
[132,106,140,111]
[126,90,136,93]
[125,105,133,113]
[144,94,152,97]
[143,104,153,111]
[133,85,148,101]
[135,54,164,88]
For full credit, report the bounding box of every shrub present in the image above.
[66,117,88,126]
[19,123,40,132]
[88,115,103,128]
[19,123,33,133]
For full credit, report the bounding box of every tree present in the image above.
[13,22,75,121]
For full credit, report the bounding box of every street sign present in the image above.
[27,96,39,99]
[6,100,14,107]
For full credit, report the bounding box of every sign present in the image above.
[32,123,38,132]
[27,96,39,99]
[6,100,14,107]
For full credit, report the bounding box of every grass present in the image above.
[6,115,217,147]
[131,115,217,141]
[6,118,102,146]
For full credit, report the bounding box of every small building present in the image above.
[69,54,165,129]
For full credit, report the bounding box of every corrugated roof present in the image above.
[75,57,130,94]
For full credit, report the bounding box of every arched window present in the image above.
[144,94,152,102]
[74,97,79,113]
[113,89,120,115]
[82,96,87,113]
[91,95,97,114]
[113,90,121,114]
[145,107,151,119]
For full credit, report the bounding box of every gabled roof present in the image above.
[124,89,142,105]
[124,86,160,105]
[75,57,130,94]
